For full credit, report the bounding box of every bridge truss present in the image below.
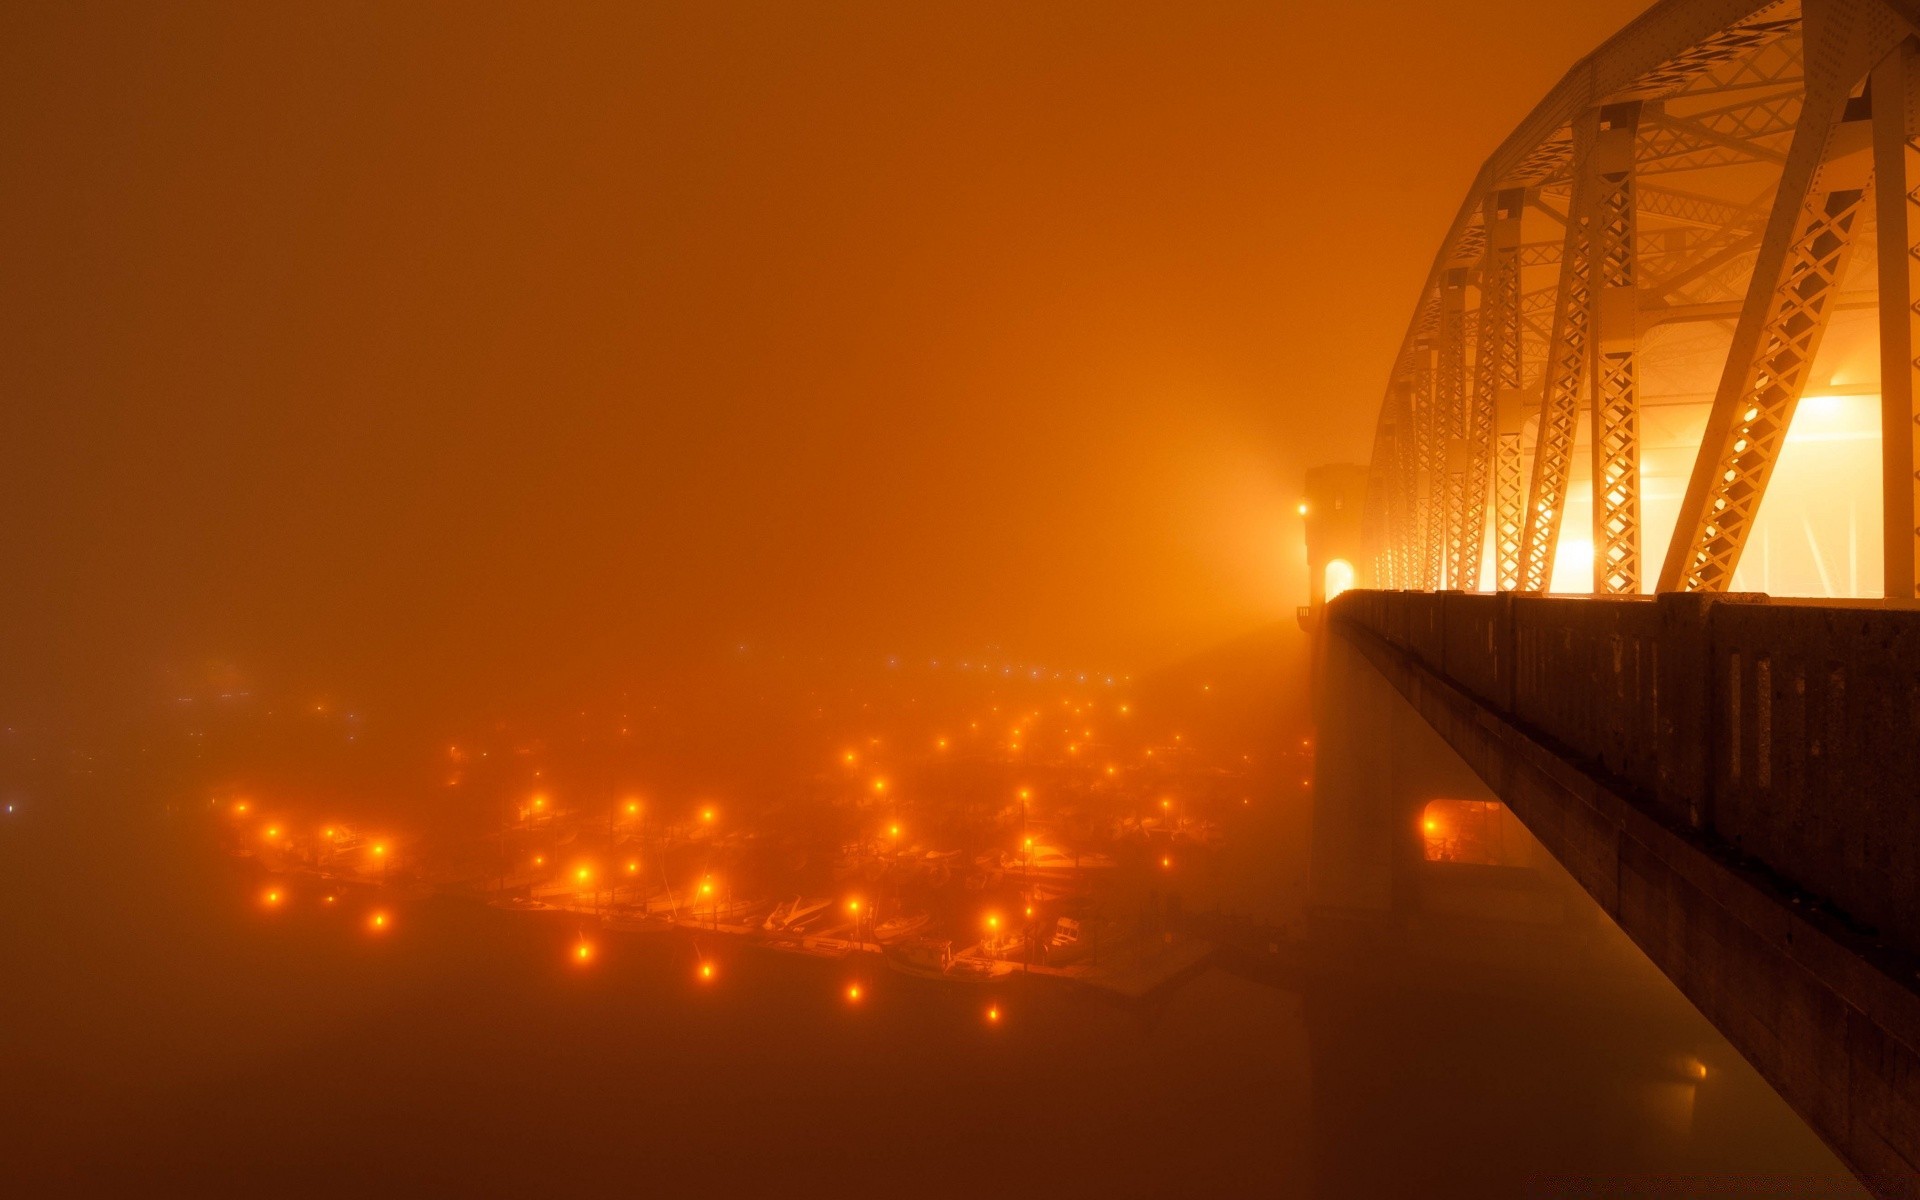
[1363,0,1920,598]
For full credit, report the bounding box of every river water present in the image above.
[0,770,1865,1200]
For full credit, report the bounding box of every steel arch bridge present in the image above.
[1361,0,1920,600]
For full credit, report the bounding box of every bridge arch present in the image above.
[1361,0,1920,600]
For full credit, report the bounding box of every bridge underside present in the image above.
[1322,614,1920,1195]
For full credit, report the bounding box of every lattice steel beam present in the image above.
[1588,103,1645,595]
[1411,331,1443,589]
[1472,189,1525,591]
[1438,269,1470,589]
[1520,112,1603,592]
[1659,0,1898,592]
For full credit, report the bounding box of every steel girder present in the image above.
[1874,37,1920,598]
[1589,103,1646,594]
[1438,270,1471,588]
[1659,0,1903,591]
[1520,110,1601,593]
[1357,0,1920,598]
[1474,191,1527,591]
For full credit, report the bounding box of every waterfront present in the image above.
[1,735,1862,1198]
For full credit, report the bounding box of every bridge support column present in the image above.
[1310,627,1494,924]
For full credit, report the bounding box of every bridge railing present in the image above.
[1330,589,1920,960]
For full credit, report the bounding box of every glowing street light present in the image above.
[846,983,863,1003]
[368,911,390,933]
[698,962,715,983]
[573,940,594,966]
[262,888,283,907]
[986,1004,1001,1025]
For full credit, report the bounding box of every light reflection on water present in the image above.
[0,786,1866,1199]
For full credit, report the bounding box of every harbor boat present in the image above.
[763,896,834,933]
[884,937,958,980]
[981,931,1029,961]
[1039,916,1091,965]
[674,895,767,927]
[943,956,1002,981]
[884,938,1007,983]
[871,910,931,942]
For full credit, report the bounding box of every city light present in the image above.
[368,911,390,932]
[846,983,862,1002]
[262,888,282,906]
[699,962,715,982]
[574,941,594,965]
[986,1004,1001,1024]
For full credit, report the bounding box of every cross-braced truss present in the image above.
[1359,0,1920,600]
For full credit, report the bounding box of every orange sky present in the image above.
[1,0,1651,716]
